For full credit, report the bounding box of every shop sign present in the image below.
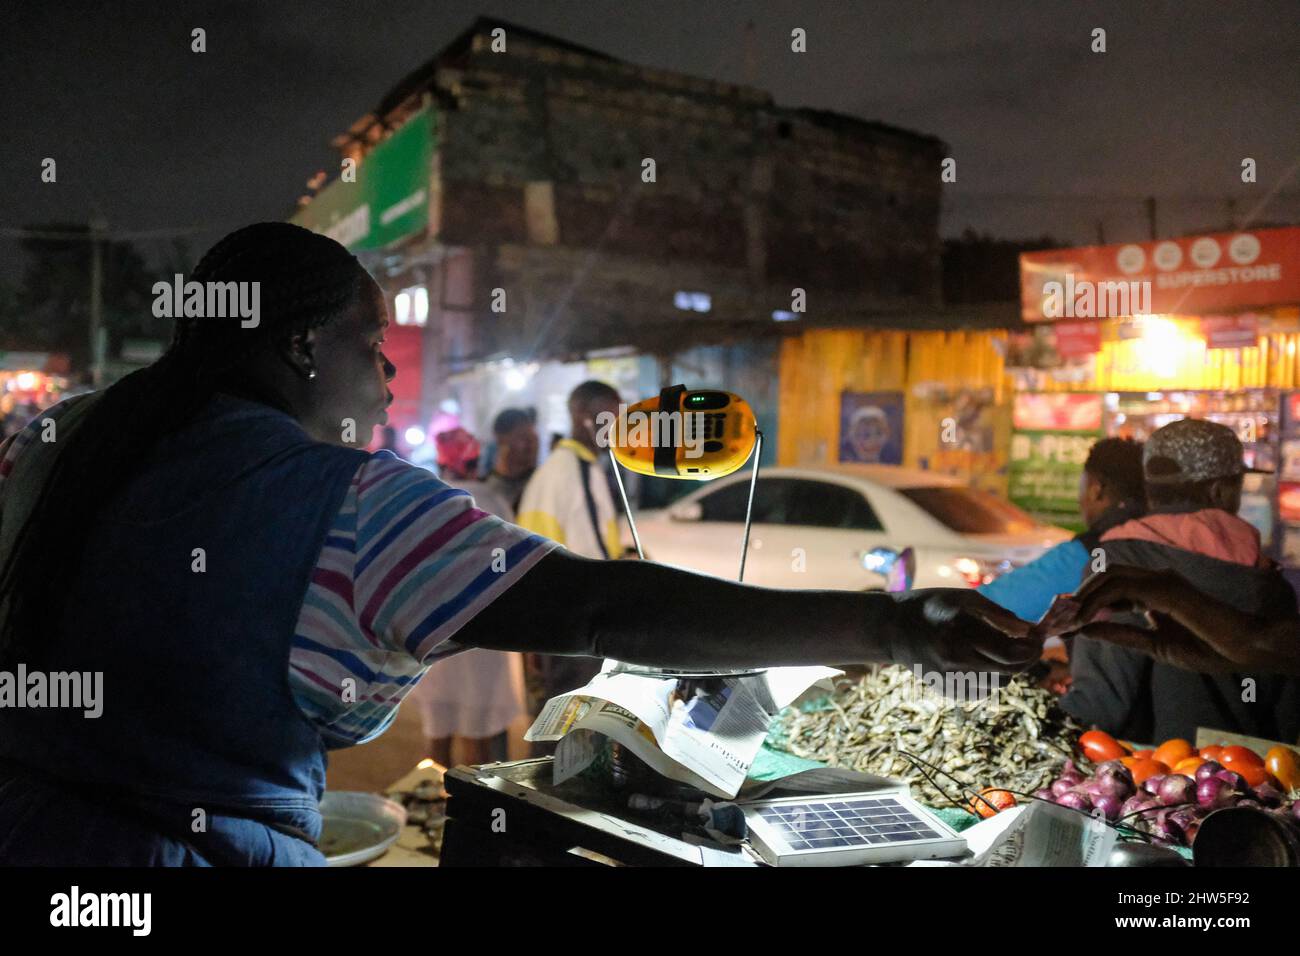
[1007,428,1100,529]
[1278,482,1300,525]
[1013,392,1103,432]
[1021,226,1300,321]
[292,108,434,251]
[1054,321,1101,358]
[1200,313,1260,349]
[1283,393,1300,439]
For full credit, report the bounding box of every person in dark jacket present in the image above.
[1061,418,1300,744]
[980,437,1145,623]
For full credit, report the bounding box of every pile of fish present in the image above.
[774,665,1083,807]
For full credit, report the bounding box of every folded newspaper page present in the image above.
[525,665,840,799]
[910,799,1116,867]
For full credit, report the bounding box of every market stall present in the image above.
[333,673,1300,867]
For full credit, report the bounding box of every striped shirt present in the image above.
[0,402,558,748]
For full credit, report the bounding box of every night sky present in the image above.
[2,0,1298,281]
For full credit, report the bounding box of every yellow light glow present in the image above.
[1132,316,1200,380]
[416,758,436,770]
[13,372,40,391]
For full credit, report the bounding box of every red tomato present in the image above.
[1080,730,1126,763]
[1131,759,1169,786]
[1199,745,1225,763]
[969,788,1017,819]
[1220,746,1265,770]
[1234,763,1272,788]
[1153,739,1194,768]
[1132,749,1155,760]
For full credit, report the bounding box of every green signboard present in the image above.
[292,108,433,251]
[1007,429,1100,531]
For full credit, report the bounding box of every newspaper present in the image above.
[525,665,840,799]
[910,799,1116,867]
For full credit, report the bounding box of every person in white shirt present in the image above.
[409,426,528,766]
[515,381,625,705]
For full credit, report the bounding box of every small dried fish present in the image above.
[773,665,1082,807]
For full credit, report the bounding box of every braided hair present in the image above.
[0,222,371,662]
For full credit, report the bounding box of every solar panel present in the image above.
[741,792,967,866]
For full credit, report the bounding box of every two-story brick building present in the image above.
[292,17,946,452]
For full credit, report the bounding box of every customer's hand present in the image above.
[1068,565,1300,675]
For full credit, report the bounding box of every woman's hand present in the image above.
[893,590,1042,675]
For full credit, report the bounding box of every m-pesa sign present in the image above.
[1020,226,1300,322]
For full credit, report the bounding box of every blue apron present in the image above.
[0,394,368,865]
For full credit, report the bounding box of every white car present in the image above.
[633,464,1070,591]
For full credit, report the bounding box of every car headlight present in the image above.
[951,556,1016,587]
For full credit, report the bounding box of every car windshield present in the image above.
[898,486,1042,535]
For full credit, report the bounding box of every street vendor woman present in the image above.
[0,223,1038,866]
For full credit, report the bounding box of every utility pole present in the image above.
[1144,197,1157,240]
[88,215,107,387]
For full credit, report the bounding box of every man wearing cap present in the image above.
[1061,418,1300,744]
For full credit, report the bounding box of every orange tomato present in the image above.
[1118,741,1136,755]
[969,788,1017,819]
[1130,759,1170,786]
[1153,739,1195,768]
[1172,756,1205,778]
[1264,746,1300,791]
[1132,749,1154,760]
[1080,730,1127,763]
[1220,746,1265,770]
[1234,762,1272,788]
[1198,745,1225,763]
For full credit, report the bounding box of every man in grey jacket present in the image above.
[1061,419,1300,744]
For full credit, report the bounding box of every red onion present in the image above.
[1252,782,1284,807]
[1214,769,1249,794]
[1051,779,1075,799]
[1080,778,1107,799]
[1197,776,1236,810]
[1149,807,1184,844]
[1167,806,1205,845]
[1032,788,1055,802]
[1098,774,1134,801]
[1097,761,1135,789]
[1157,774,1196,807]
[1195,760,1225,783]
[1120,794,1156,819]
[1142,773,1168,795]
[1093,793,1122,821]
[1056,791,1091,813]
